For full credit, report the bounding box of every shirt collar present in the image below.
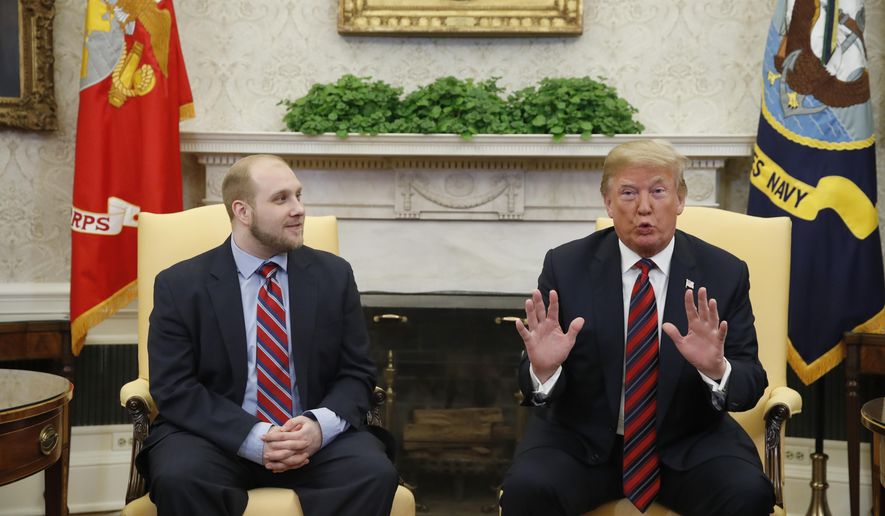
[617,234,675,276]
[230,236,288,279]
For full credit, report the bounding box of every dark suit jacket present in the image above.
[139,237,376,470]
[518,227,767,471]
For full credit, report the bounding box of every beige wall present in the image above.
[1,0,884,282]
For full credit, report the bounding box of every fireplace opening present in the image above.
[364,301,528,514]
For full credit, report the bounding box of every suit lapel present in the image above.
[590,230,627,423]
[288,248,317,407]
[206,239,249,400]
[657,230,698,423]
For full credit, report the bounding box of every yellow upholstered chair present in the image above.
[119,203,415,516]
[585,207,802,516]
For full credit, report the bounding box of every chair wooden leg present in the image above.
[124,396,151,504]
[765,403,790,509]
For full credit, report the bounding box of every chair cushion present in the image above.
[392,485,417,516]
[120,489,301,516]
[120,494,157,516]
[121,484,415,516]
[243,487,302,515]
[584,499,678,515]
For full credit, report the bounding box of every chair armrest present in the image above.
[763,386,802,510]
[120,378,158,418]
[367,387,400,463]
[764,386,802,418]
[120,378,156,504]
[368,386,387,427]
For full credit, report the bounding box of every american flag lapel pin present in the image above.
[685,279,695,289]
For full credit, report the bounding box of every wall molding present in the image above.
[0,283,69,319]
[0,283,136,346]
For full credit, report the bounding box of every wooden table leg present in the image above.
[873,433,881,516]
[43,404,70,516]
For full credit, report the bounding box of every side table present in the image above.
[0,369,74,516]
[846,332,885,516]
[861,398,885,516]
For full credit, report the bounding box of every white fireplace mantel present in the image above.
[181,132,754,159]
[182,132,755,220]
[181,132,756,294]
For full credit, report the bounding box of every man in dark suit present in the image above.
[139,154,398,515]
[501,140,774,515]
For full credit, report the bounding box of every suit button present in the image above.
[591,453,600,462]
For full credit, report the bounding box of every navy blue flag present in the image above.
[748,0,885,384]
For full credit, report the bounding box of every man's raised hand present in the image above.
[515,289,584,383]
[662,287,728,380]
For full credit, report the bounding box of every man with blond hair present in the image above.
[502,140,773,515]
[139,155,398,515]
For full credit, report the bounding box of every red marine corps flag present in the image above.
[71,0,193,354]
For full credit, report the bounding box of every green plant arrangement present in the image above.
[280,75,402,138]
[508,77,644,141]
[392,77,513,139]
[281,75,643,140]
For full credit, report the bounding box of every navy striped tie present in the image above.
[256,262,294,426]
[623,258,660,512]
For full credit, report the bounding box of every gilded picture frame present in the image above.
[338,0,582,36]
[0,0,57,131]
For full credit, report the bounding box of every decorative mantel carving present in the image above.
[395,170,525,220]
[181,133,755,222]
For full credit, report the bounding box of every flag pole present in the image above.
[805,381,832,516]
[806,2,836,513]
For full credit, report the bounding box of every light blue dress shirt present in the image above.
[231,237,349,464]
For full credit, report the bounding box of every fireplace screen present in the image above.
[365,304,526,512]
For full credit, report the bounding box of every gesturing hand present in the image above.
[662,287,727,379]
[515,289,584,384]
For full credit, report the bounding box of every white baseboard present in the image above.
[781,437,873,516]
[0,428,873,516]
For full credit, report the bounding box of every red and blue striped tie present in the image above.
[623,258,660,512]
[256,262,294,426]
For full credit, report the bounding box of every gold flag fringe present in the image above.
[71,280,137,356]
[180,102,194,120]
[788,304,885,385]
